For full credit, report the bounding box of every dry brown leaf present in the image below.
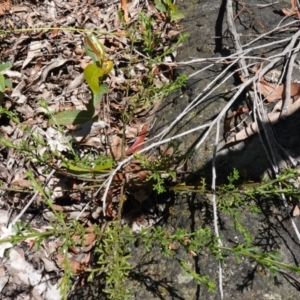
[126,124,149,156]
[6,18,14,29]
[121,0,129,23]
[240,72,300,102]
[56,254,86,275]
[69,0,79,7]
[40,257,59,273]
[10,179,31,188]
[281,0,300,19]
[160,144,174,157]
[0,0,11,16]
[229,70,300,143]
[291,204,300,217]
[84,251,91,264]
[111,135,122,159]
[228,98,300,143]
[126,0,141,18]
[224,107,249,133]
[106,201,117,217]
[49,29,60,39]
[71,225,97,247]
[22,41,44,69]
[124,126,138,139]
[52,204,64,211]
[241,74,291,102]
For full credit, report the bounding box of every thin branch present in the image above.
[282,31,300,118]
[226,0,249,77]
[212,120,224,299]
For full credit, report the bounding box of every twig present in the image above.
[159,55,243,140]
[279,268,300,286]
[211,120,224,299]
[252,1,279,8]
[234,0,266,30]
[282,31,300,118]
[226,0,249,77]
[242,20,298,47]
[252,81,278,173]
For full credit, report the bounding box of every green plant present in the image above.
[139,225,216,290]
[50,34,113,125]
[2,177,300,300]
[59,153,115,177]
[0,62,12,98]
[154,0,184,21]
[138,12,159,56]
[91,222,134,300]
[135,143,186,193]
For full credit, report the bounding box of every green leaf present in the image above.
[4,78,12,89]
[84,45,100,63]
[86,84,108,116]
[0,74,5,93]
[85,34,106,63]
[84,63,104,95]
[61,160,113,175]
[170,9,184,21]
[155,3,167,12]
[49,110,92,125]
[0,62,12,72]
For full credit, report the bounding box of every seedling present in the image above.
[138,12,159,56]
[154,0,184,21]
[50,34,113,125]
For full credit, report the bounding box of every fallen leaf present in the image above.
[281,0,300,19]
[22,41,44,69]
[121,0,130,23]
[240,73,300,103]
[225,107,249,133]
[7,248,42,286]
[40,59,69,82]
[228,98,300,143]
[71,225,97,247]
[126,124,148,156]
[291,204,300,217]
[111,135,122,159]
[0,0,11,16]
[49,29,59,39]
[56,253,86,275]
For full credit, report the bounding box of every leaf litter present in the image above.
[0,0,186,299]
